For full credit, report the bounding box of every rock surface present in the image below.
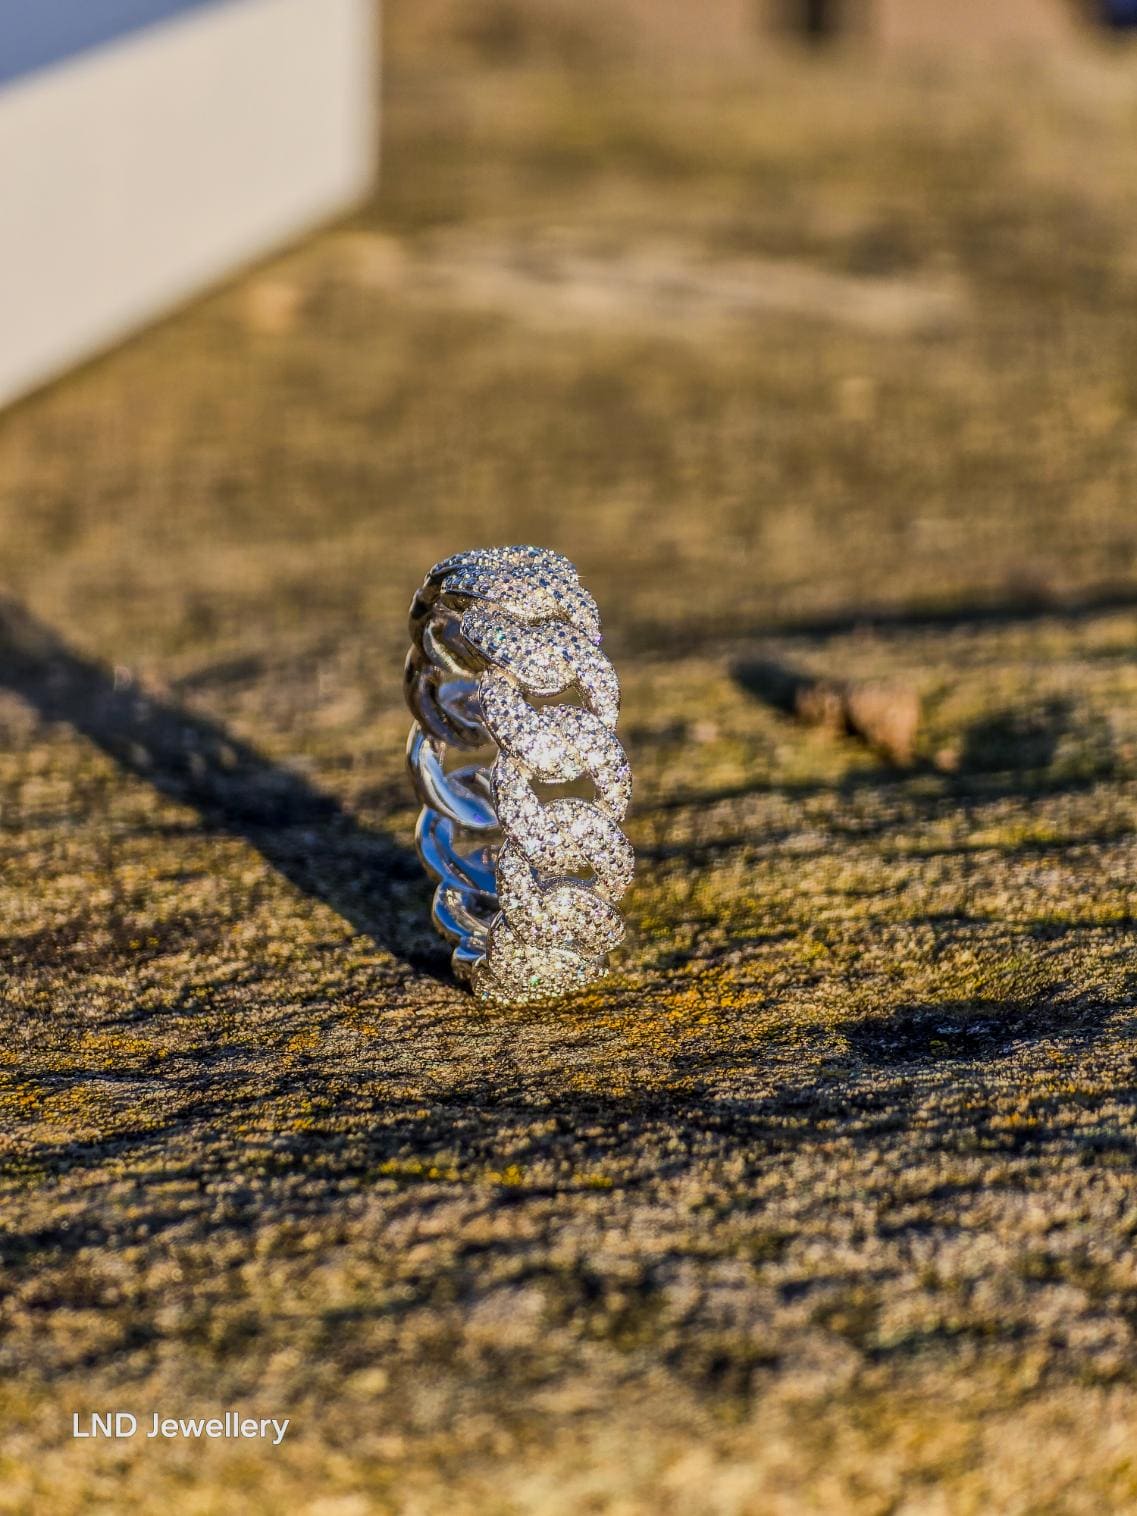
[2,13,1137,1513]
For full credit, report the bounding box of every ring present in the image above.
[405,545,634,1004]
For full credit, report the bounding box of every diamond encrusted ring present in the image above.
[405,546,634,1004]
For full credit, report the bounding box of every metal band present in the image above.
[405,546,633,1003]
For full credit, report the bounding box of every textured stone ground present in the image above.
[2,11,1137,1513]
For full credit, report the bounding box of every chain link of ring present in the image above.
[405,545,633,1003]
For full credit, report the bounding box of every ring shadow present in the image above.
[0,597,444,979]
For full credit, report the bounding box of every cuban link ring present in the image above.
[405,546,634,1004]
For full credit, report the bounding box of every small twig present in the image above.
[733,658,920,766]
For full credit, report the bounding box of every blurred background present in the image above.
[4,0,1137,662]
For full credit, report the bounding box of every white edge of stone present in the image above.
[0,0,377,409]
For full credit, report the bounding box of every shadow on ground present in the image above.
[0,597,441,978]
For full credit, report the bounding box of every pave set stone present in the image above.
[491,758,635,898]
[461,606,620,729]
[406,545,633,1004]
[478,671,631,819]
[430,545,603,643]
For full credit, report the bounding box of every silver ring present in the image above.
[405,546,633,1004]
